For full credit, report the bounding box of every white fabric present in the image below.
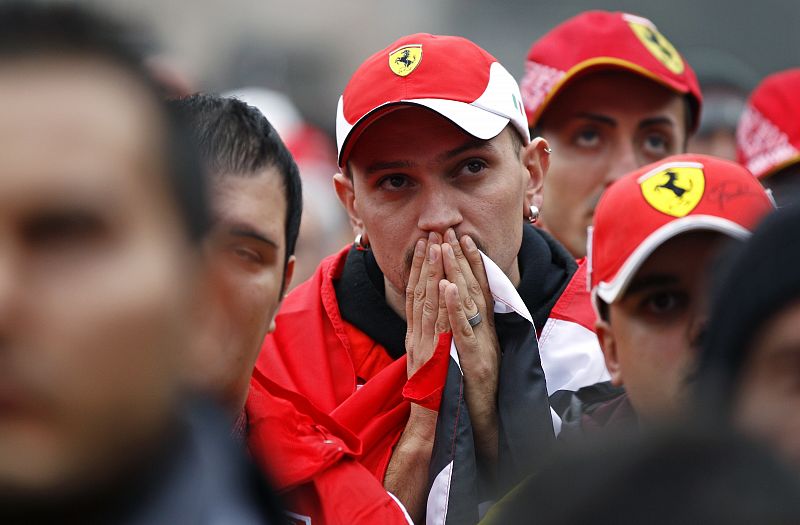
[426,461,454,525]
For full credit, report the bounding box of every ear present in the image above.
[266,255,297,334]
[333,172,365,237]
[521,136,550,214]
[595,317,624,387]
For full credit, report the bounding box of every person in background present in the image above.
[0,4,281,524]
[565,154,772,435]
[737,68,800,207]
[172,94,413,524]
[521,10,702,258]
[698,204,800,469]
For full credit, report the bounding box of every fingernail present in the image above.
[428,231,438,244]
[447,228,457,244]
[415,239,425,257]
[464,236,476,251]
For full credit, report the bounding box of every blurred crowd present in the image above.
[1,2,800,524]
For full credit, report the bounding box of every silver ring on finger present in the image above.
[467,311,482,327]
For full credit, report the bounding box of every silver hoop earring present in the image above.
[529,205,540,224]
[544,147,553,154]
[354,233,369,251]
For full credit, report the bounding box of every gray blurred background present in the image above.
[88,0,799,135]
[76,0,799,286]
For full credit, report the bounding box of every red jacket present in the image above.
[251,246,606,479]
[245,368,412,524]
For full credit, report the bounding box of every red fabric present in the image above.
[589,154,774,292]
[253,246,452,481]
[737,68,800,178]
[246,369,410,524]
[521,11,701,129]
[342,34,494,125]
[548,259,597,333]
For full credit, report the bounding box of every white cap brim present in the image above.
[594,215,751,305]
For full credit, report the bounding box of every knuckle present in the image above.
[468,280,483,297]
[414,287,426,302]
[423,299,437,315]
[460,323,473,339]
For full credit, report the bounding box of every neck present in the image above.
[383,255,522,320]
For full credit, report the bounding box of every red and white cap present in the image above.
[588,154,773,306]
[521,11,702,130]
[736,68,800,179]
[336,33,529,167]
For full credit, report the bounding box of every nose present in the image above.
[605,141,640,186]
[416,186,463,236]
[688,314,708,354]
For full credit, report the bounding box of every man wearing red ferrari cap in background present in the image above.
[565,154,773,435]
[252,33,609,522]
[521,11,703,258]
[737,68,800,207]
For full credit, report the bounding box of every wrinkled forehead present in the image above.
[346,105,496,175]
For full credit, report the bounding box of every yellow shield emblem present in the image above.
[628,21,684,75]
[389,45,422,77]
[639,164,705,217]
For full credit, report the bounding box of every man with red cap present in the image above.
[521,11,703,258]
[252,33,609,522]
[567,154,773,434]
[737,68,800,206]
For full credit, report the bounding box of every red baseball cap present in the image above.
[336,33,530,167]
[521,11,702,131]
[588,154,773,306]
[736,68,800,179]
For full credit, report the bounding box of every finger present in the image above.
[435,279,451,336]
[413,238,440,349]
[446,229,486,312]
[442,242,479,319]
[412,233,436,342]
[461,234,493,313]
[405,238,427,327]
[421,245,442,352]
[444,282,479,350]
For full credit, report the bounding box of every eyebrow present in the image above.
[363,138,496,175]
[623,274,679,297]
[574,112,617,127]
[638,116,676,129]
[435,138,496,162]
[226,224,278,249]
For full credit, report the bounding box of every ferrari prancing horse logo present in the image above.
[627,19,685,75]
[389,45,422,77]
[639,163,706,217]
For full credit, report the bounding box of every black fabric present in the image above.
[697,204,800,415]
[0,400,284,525]
[334,246,408,359]
[334,224,577,361]
[559,382,637,443]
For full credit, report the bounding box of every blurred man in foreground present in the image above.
[569,154,772,435]
[0,4,280,523]
[521,11,702,258]
[173,94,412,524]
[737,68,800,206]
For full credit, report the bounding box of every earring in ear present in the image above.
[528,205,540,224]
[544,147,553,154]
[354,233,370,251]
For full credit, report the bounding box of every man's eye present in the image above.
[463,160,487,175]
[642,291,685,315]
[232,246,262,264]
[574,128,601,148]
[378,175,410,190]
[643,133,670,156]
[24,213,104,249]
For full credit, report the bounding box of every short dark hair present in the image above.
[0,1,210,243]
[169,94,303,266]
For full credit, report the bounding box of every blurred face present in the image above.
[597,232,725,423]
[200,169,293,414]
[735,300,800,468]
[537,71,687,257]
[0,59,196,495]
[335,107,546,315]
